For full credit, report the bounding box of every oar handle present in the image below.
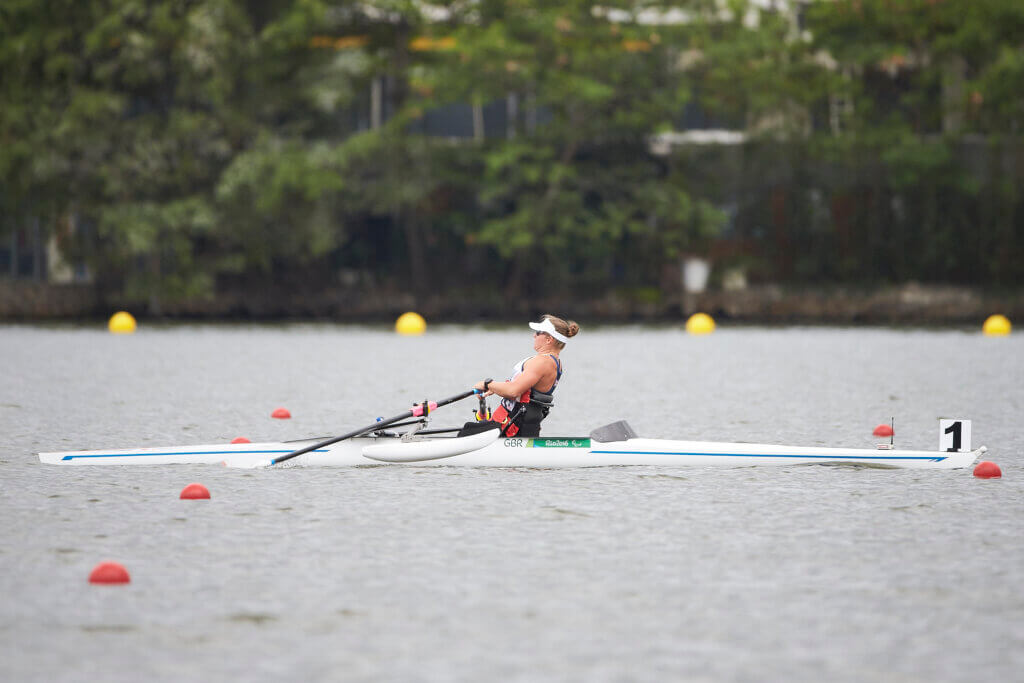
[476,393,491,421]
[269,389,478,466]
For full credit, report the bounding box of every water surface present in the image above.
[1,324,1021,681]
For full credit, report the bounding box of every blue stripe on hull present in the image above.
[61,449,329,461]
[590,450,947,463]
[57,447,950,464]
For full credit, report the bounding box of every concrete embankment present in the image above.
[1,281,1021,325]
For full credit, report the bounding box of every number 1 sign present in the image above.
[939,419,972,452]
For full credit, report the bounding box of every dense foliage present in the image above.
[1,0,1022,309]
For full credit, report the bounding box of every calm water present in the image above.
[1,323,1022,682]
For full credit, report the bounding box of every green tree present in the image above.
[410,1,725,298]
[805,0,1024,284]
[1,0,255,306]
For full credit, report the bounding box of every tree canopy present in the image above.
[2,0,1022,310]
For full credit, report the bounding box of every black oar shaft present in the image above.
[270,410,412,465]
[269,389,476,466]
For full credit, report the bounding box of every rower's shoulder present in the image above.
[526,353,560,370]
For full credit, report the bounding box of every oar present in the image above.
[266,389,478,467]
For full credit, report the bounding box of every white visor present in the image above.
[529,318,569,344]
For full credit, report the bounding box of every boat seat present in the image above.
[456,421,502,438]
[589,421,638,442]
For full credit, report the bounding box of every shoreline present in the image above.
[1,281,1020,326]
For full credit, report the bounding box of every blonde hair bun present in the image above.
[542,314,580,340]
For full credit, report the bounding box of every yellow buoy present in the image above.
[108,311,137,334]
[395,311,426,336]
[982,314,1011,336]
[685,312,715,335]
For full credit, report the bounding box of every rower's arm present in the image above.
[480,358,549,399]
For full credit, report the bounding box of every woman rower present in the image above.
[472,314,579,437]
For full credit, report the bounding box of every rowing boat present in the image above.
[37,421,985,469]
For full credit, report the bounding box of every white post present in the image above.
[371,77,382,130]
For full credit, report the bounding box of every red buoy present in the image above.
[973,461,1002,479]
[231,437,251,444]
[873,424,894,437]
[271,407,291,419]
[180,483,211,499]
[89,561,130,584]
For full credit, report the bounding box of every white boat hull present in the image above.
[38,434,985,469]
[363,428,501,462]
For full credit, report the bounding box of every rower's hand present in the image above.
[472,380,494,397]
